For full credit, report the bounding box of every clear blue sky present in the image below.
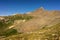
[0,0,60,16]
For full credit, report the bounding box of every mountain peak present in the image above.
[33,7,44,13]
[38,7,44,10]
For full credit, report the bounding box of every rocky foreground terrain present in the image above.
[0,7,60,40]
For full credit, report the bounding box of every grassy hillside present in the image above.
[2,23,60,40]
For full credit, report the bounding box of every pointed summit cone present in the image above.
[38,7,44,11]
[34,7,44,12]
[33,7,44,14]
[29,7,45,17]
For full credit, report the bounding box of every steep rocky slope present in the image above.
[13,7,60,33]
